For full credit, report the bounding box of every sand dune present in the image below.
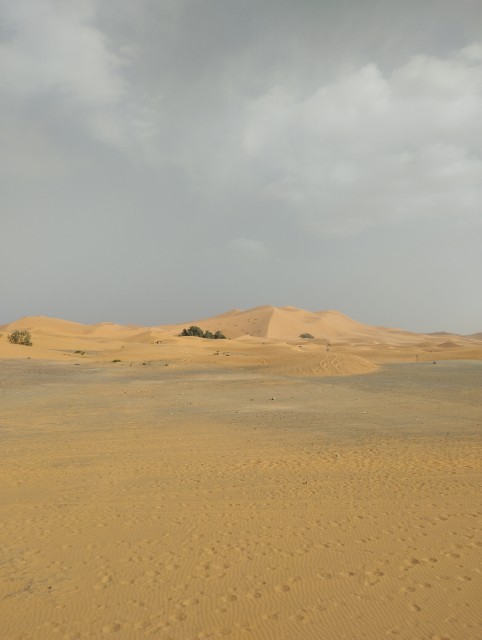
[165,305,397,341]
[1,315,90,336]
[1,306,481,374]
[437,340,461,349]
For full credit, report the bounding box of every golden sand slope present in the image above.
[160,305,411,341]
[1,359,481,639]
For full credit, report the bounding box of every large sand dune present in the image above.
[160,305,417,341]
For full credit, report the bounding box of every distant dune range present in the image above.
[1,305,481,376]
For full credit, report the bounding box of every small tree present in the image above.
[8,329,32,346]
[214,330,226,339]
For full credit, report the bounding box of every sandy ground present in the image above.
[1,357,481,640]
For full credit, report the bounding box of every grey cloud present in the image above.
[230,238,268,255]
[1,0,481,332]
[0,0,135,151]
[0,1,123,105]
[237,48,482,234]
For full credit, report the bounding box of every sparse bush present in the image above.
[180,326,226,339]
[112,359,121,363]
[181,325,204,337]
[8,329,32,346]
[299,333,314,339]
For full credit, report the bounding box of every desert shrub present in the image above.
[299,333,314,339]
[180,327,227,339]
[181,325,204,337]
[8,329,32,346]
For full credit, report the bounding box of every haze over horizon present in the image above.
[1,0,481,334]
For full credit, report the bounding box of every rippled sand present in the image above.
[1,360,481,639]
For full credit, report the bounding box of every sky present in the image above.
[1,0,481,334]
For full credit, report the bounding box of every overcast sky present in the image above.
[1,0,481,333]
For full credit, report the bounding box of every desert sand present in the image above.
[1,307,481,639]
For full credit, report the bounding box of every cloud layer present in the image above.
[241,47,482,234]
[1,0,481,331]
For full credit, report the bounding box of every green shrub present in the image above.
[299,333,314,339]
[8,329,32,346]
[180,327,226,339]
[181,325,204,337]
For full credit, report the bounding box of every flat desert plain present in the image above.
[1,307,481,640]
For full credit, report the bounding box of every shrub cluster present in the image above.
[8,329,32,346]
[181,326,226,339]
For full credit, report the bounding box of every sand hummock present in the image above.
[1,307,481,639]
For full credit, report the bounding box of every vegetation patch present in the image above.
[299,333,314,339]
[180,326,226,339]
[8,330,32,346]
